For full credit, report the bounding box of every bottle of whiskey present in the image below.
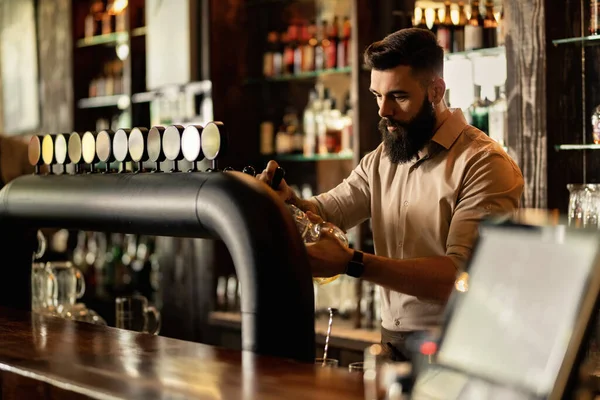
[415,7,428,30]
[437,1,454,53]
[453,1,468,52]
[483,1,498,48]
[464,0,483,51]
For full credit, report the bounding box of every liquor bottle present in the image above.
[315,22,326,71]
[284,26,297,75]
[592,0,600,35]
[483,0,498,48]
[592,104,600,144]
[453,1,468,52]
[415,7,428,30]
[294,24,306,75]
[263,32,276,77]
[488,86,507,146]
[337,16,351,69]
[464,0,483,51]
[437,1,454,53]
[303,90,317,157]
[303,22,317,72]
[326,17,339,70]
[469,85,493,135]
[497,6,505,46]
[431,8,442,37]
[320,20,330,70]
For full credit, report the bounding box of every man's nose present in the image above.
[378,97,394,119]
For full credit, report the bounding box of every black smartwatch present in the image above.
[345,250,365,278]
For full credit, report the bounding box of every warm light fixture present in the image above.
[110,0,128,15]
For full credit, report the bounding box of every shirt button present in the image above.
[404,201,409,207]
[398,243,403,248]
[394,319,401,327]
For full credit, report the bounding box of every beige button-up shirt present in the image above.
[311,109,524,332]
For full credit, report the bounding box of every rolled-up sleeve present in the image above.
[446,151,524,270]
[309,150,376,231]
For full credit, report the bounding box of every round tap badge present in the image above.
[202,122,226,161]
[96,130,114,163]
[41,134,55,165]
[129,127,148,162]
[54,134,69,165]
[68,132,83,164]
[28,135,43,166]
[113,129,131,162]
[163,125,184,161]
[181,125,203,162]
[82,131,98,164]
[148,126,166,163]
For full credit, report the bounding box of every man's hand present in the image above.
[305,211,353,278]
[256,160,296,203]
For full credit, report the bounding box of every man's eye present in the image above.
[393,96,407,100]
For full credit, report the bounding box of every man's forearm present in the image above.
[362,254,458,303]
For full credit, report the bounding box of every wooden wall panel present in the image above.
[0,0,73,136]
[504,0,547,209]
[37,0,73,134]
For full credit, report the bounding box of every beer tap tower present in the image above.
[0,122,316,363]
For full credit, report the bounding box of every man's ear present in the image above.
[428,77,446,104]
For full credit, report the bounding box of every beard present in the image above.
[379,97,437,164]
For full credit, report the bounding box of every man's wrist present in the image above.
[345,250,365,278]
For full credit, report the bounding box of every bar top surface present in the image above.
[0,307,364,400]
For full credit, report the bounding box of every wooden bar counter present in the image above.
[0,307,364,399]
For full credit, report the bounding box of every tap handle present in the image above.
[270,167,285,190]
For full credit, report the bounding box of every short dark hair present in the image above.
[364,28,444,78]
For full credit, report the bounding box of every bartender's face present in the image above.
[370,65,437,164]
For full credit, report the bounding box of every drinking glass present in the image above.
[31,263,56,313]
[567,184,600,228]
[115,295,161,335]
[45,261,86,313]
[349,362,364,373]
[314,358,339,368]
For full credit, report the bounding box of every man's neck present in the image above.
[433,102,452,132]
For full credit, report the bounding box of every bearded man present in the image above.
[258,28,524,361]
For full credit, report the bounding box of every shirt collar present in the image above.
[416,108,468,162]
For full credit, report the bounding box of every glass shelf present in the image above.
[78,95,130,110]
[552,35,600,46]
[265,152,354,162]
[445,46,506,61]
[245,67,352,84]
[76,32,129,48]
[131,26,147,37]
[554,144,600,151]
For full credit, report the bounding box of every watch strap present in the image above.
[345,250,365,278]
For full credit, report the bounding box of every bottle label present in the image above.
[464,25,483,50]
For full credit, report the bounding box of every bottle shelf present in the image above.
[78,95,130,110]
[265,152,354,162]
[76,32,129,48]
[555,144,600,151]
[76,27,146,48]
[552,35,600,46]
[245,67,352,84]
[131,26,147,37]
